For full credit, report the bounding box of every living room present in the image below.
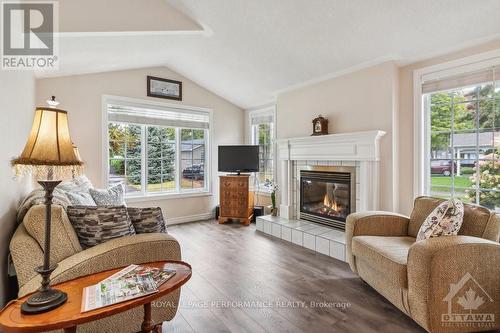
[0,1,499,332]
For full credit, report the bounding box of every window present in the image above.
[422,66,499,211]
[147,126,176,193]
[181,128,206,190]
[249,107,275,188]
[108,123,143,193]
[252,123,274,183]
[105,97,211,198]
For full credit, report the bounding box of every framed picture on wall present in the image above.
[147,76,182,101]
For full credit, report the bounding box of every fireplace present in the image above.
[299,168,355,230]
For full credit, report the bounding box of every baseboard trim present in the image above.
[166,212,215,225]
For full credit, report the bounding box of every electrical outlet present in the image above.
[7,253,17,277]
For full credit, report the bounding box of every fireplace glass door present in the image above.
[300,171,351,229]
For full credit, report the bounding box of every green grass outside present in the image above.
[431,175,472,189]
[430,175,477,203]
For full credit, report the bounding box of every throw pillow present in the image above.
[127,207,167,234]
[67,205,135,249]
[58,175,93,193]
[416,199,464,241]
[89,184,125,206]
[66,191,96,206]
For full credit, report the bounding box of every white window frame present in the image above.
[413,49,500,198]
[102,95,213,202]
[247,105,277,194]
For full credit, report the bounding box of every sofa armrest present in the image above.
[19,233,181,297]
[346,211,409,272]
[407,236,500,333]
[9,224,44,287]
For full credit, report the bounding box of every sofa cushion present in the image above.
[352,236,415,288]
[409,196,492,239]
[67,205,135,249]
[416,199,464,241]
[127,207,167,234]
[23,205,83,263]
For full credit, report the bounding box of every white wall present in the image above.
[36,66,244,222]
[0,71,35,306]
[276,62,399,211]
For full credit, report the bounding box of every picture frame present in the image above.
[147,76,182,101]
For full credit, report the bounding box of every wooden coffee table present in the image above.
[0,261,192,333]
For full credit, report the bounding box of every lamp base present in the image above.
[22,179,67,315]
[21,288,67,314]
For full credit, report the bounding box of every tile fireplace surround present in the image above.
[256,130,386,262]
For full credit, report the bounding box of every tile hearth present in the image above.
[256,215,346,262]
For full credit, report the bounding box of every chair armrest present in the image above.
[346,211,409,272]
[407,236,500,332]
[19,233,181,297]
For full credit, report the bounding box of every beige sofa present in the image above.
[10,205,182,333]
[346,196,500,333]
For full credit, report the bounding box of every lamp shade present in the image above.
[12,107,83,180]
[72,143,82,162]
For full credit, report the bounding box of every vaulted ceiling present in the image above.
[37,0,500,108]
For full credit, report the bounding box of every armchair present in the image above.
[346,197,500,333]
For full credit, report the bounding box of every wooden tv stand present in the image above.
[219,174,254,226]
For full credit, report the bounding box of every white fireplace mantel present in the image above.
[277,130,386,219]
[277,130,386,161]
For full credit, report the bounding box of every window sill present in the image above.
[125,190,212,203]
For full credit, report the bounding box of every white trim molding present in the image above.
[412,48,500,198]
[277,130,386,218]
[165,212,215,225]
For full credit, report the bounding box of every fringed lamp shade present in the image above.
[12,107,83,180]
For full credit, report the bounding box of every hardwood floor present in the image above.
[162,220,425,333]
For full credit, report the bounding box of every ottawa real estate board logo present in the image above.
[442,272,496,329]
[1,1,58,69]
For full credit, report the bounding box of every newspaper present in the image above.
[81,264,176,312]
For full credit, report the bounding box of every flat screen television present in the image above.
[218,145,259,174]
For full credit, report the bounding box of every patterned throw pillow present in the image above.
[66,192,96,206]
[127,207,167,234]
[89,184,125,206]
[416,199,464,241]
[66,205,135,249]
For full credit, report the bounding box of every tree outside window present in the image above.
[108,123,142,194]
[147,127,175,192]
[427,82,499,211]
[108,122,208,196]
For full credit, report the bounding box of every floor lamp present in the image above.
[12,104,83,314]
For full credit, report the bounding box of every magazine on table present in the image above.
[81,264,176,312]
